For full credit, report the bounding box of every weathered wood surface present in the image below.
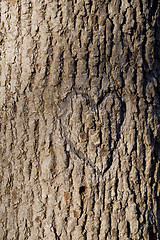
[0,0,160,239]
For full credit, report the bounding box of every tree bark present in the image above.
[0,0,160,239]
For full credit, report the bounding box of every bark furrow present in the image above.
[0,0,160,239]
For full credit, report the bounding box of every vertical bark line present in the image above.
[0,0,160,239]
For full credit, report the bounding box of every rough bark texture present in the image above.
[0,0,160,239]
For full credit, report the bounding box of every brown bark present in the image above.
[0,0,160,239]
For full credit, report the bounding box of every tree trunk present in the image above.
[0,0,160,239]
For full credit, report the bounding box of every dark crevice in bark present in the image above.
[97,42,100,78]
[148,220,157,240]
[99,127,102,146]
[64,141,70,168]
[115,171,119,200]
[34,119,39,154]
[157,194,160,235]
[149,0,159,23]
[79,186,85,217]
[28,161,32,180]
[139,0,143,15]
[79,186,85,195]
[59,50,64,85]
[127,221,130,238]
[82,214,87,238]
[54,227,60,240]
[102,182,105,211]
[108,19,114,61]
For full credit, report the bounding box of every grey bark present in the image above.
[0,0,160,239]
